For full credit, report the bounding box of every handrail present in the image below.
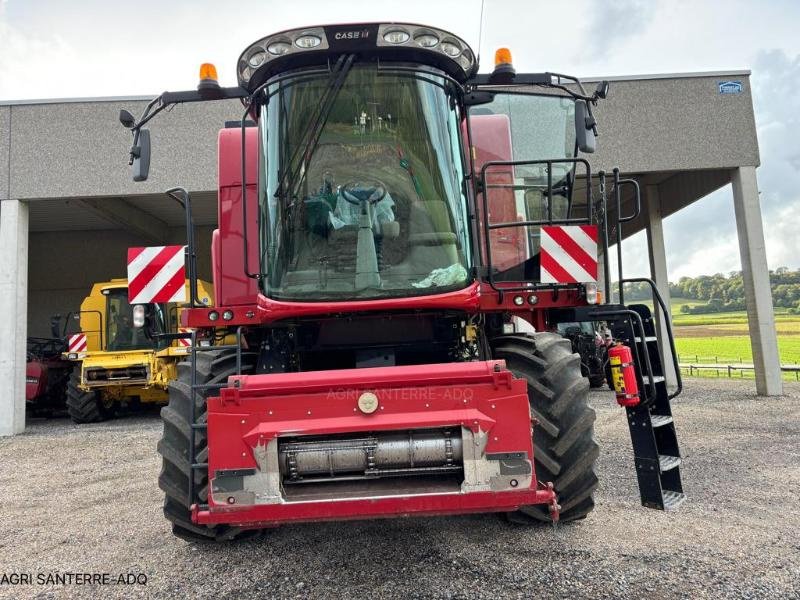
[621,277,683,399]
[478,157,593,297]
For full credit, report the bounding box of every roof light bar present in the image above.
[237,23,476,92]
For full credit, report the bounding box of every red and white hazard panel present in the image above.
[540,225,598,284]
[68,333,87,353]
[127,246,187,304]
[177,328,192,347]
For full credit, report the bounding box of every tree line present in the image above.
[619,268,800,314]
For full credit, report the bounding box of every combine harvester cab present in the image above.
[63,277,213,423]
[121,22,685,541]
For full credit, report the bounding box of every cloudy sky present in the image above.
[1,0,798,280]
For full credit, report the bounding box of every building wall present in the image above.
[587,73,759,172]
[27,226,214,338]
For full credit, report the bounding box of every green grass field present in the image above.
[674,336,800,365]
[634,297,800,380]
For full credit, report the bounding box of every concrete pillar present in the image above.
[731,167,782,396]
[0,199,29,435]
[644,185,678,388]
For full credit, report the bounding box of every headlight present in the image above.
[222,310,234,321]
[295,34,322,48]
[439,41,461,57]
[247,50,267,67]
[267,40,292,55]
[383,29,410,44]
[414,33,439,48]
[208,310,219,321]
[585,282,599,304]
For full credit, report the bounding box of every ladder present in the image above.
[607,302,686,510]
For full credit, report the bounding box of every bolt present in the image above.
[425,403,430,408]
[307,410,312,415]
[241,419,246,424]
[242,452,246,457]
[493,436,498,441]
[491,404,496,409]
[463,399,468,404]
[268,410,273,415]
[510,479,518,488]
[227,497,236,505]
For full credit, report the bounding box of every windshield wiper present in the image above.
[276,53,356,204]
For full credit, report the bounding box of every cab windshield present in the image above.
[259,65,471,301]
[106,289,167,351]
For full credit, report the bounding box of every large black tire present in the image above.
[157,349,259,542]
[493,332,599,523]
[66,369,106,424]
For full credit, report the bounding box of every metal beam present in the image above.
[76,197,169,245]
[731,167,782,396]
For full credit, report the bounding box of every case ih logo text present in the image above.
[335,30,369,40]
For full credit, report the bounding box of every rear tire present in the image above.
[66,369,106,424]
[157,348,259,542]
[493,332,599,523]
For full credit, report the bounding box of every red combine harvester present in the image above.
[121,23,685,541]
[25,316,72,418]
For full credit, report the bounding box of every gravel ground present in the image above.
[0,378,798,599]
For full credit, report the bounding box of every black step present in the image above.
[650,414,673,427]
[658,454,681,472]
[662,490,687,510]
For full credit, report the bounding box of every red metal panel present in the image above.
[198,360,553,526]
[216,127,260,306]
[195,489,555,526]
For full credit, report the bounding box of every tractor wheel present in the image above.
[66,369,106,424]
[493,332,599,523]
[157,348,259,543]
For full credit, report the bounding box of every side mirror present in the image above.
[595,80,610,100]
[132,305,146,328]
[575,100,597,154]
[132,129,151,182]
[119,109,136,129]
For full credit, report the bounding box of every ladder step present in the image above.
[659,454,681,472]
[650,414,673,427]
[634,336,658,342]
[662,490,687,510]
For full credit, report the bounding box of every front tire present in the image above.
[493,332,599,523]
[157,349,258,542]
[66,368,105,424]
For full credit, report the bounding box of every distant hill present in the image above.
[618,268,800,314]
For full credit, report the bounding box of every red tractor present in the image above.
[121,23,685,541]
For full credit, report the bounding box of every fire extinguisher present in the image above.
[608,343,640,407]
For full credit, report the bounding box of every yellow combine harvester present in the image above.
[63,278,213,423]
